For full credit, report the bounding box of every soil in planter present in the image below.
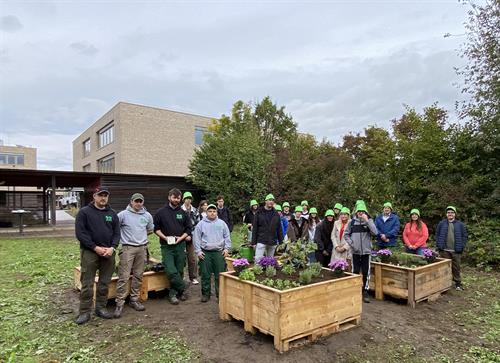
[374,253,431,268]
[253,268,347,285]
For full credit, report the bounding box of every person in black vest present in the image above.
[251,194,284,263]
[74,187,120,325]
[216,195,233,232]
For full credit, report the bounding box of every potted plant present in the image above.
[377,249,392,263]
[232,258,250,274]
[328,259,349,277]
[422,248,438,263]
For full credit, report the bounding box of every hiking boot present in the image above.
[168,296,180,305]
[75,312,91,325]
[129,300,145,311]
[178,292,188,301]
[363,290,370,303]
[201,295,210,303]
[114,304,124,318]
[191,278,199,285]
[95,308,113,319]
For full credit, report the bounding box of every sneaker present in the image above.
[129,300,145,311]
[75,312,91,325]
[363,291,370,303]
[201,295,209,303]
[95,308,113,319]
[113,304,124,318]
[168,296,180,305]
[191,278,199,285]
[455,284,464,291]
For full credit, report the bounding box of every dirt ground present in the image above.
[58,273,497,363]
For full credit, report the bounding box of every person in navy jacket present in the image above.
[435,206,468,290]
[374,202,400,248]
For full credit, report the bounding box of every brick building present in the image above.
[73,102,213,177]
[0,143,37,170]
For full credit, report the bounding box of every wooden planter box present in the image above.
[368,257,452,308]
[219,270,362,352]
[74,266,170,301]
[225,257,237,271]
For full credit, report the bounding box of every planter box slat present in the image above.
[219,270,362,352]
[369,257,452,307]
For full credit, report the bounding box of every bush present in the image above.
[265,265,277,278]
[252,265,264,275]
[463,219,500,270]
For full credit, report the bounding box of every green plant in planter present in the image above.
[281,263,296,276]
[252,265,264,275]
[239,268,256,282]
[265,265,277,278]
[277,238,318,269]
[308,262,322,278]
[299,269,314,285]
[262,278,275,288]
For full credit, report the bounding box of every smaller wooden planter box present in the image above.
[74,266,170,301]
[225,257,237,271]
[368,257,452,308]
[219,270,362,352]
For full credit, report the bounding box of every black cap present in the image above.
[94,187,110,195]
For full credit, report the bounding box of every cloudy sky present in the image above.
[0,0,470,170]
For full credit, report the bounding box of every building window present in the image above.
[83,139,91,157]
[195,126,207,145]
[98,123,114,148]
[0,153,24,165]
[98,154,115,173]
[83,163,91,172]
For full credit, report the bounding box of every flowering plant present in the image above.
[328,259,349,271]
[422,248,437,262]
[232,258,250,267]
[257,256,279,269]
[377,249,392,256]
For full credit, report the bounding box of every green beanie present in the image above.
[265,193,275,201]
[334,203,343,210]
[275,204,282,212]
[340,207,351,215]
[250,199,258,207]
[410,208,420,217]
[446,206,457,213]
[324,209,334,217]
[301,200,309,206]
[282,202,290,208]
[182,191,193,200]
[383,202,393,210]
[309,207,318,214]
[294,206,302,213]
[354,200,368,213]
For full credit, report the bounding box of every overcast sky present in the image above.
[0,0,470,170]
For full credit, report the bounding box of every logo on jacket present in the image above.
[105,216,113,222]
[176,214,183,220]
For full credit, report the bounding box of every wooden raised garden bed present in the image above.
[219,269,362,352]
[368,257,452,308]
[73,259,170,301]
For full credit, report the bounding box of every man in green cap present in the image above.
[344,200,378,303]
[333,203,343,220]
[243,199,259,243]
[282,202,291,220]
[375,202,400,249]
[154,188,192,305]
[193,204,231,302]
[181,191,199,285]
[251,194,284,263]
[435,206,468,290]
[114,193,154,318]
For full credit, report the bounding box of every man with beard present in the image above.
[314,209,335,267]
[154,188,192,305]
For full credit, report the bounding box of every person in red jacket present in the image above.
[402,209,428,256]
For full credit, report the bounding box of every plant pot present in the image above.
[240,246,254,263]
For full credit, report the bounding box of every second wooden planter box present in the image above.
[219,270,362,352]
[368,257,452,308]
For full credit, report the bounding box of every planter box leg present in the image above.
[243,284,256,334]
[140,279,149,302]
[374,264,384,300]
[407,271,416,308]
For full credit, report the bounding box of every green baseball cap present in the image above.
[446,206,457,213]
[334,203,343,210]
[340,207,351,215]
[207,204,217,210]
[265,193,275,201]
[131,193,144,201]
[410,208,420,217]
[275,204,282,212]
[250,199,258,207]
[282,202,290,207]
[183,191,193,200]
[294,206,302,213]
[301,200,309,206]
[324,209,334,217]
[354,200,368,213]
[383,202,393,210]
[309,207,318,214]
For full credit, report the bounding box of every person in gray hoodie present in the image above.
[193,204,231,302]
[344,200,378,303]
[114,193,154,318]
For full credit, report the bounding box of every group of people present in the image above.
[244,197,468,303]
[74,186,467,325]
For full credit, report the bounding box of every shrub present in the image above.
[463,220,500,270]
[265,266,277,278]
[299,269,313,285]
[252,265,264,275]
[281,264,296,276]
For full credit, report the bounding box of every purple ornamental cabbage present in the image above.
[377,249,392,256]
[328,259,349,271]
[257,256,279,268]
[232,258,250,267]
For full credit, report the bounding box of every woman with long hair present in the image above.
[402,209,429,256]
[331,207,352,267]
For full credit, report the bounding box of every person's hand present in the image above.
[185,236,192,242]
[251,244,256,249]
[103,247,114,257]
[198,252,205,260]
[222,250,229,258]
[322,250,329,256]
[335,246,342,252]
[175,236,183,244]
[94,246,105,256]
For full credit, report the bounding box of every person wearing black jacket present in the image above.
[243,199,258,242]
[251,194,284,263]
[74,187,120,325]
[314,210,335,267]
[154,188,192,305]
[216,195,233,232]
